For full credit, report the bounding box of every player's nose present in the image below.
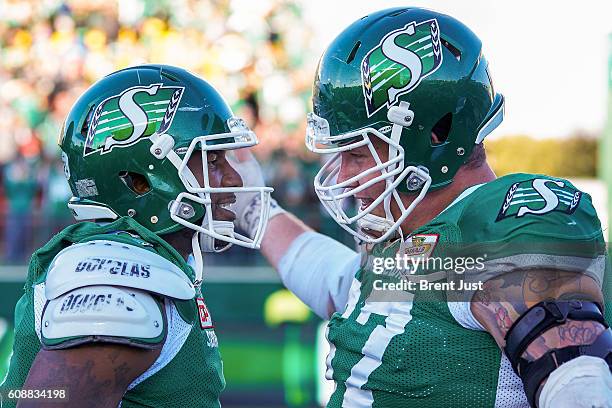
[336,152,359,188]
[222,161,243,188]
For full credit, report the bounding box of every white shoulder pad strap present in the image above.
[45,240,195,300]
[41,286,165,349]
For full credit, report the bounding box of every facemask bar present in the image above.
[174,127,273,246]
[306,111,432,244]
[156,118,273,286]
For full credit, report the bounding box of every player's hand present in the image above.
[231,148,266,188]
[227,149,284,238]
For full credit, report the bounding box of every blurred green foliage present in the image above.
[486,133,599,178]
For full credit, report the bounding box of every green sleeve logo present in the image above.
[84,84,184,156]
[496,178,583,221]
[361,18,443,117]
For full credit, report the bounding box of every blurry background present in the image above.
[0,0,610,406]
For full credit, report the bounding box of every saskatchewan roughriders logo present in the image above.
[84,83,184,156]
[361,19,443,117]
[496,178,582,221]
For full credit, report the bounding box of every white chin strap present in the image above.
[357,213,396,238]
[188,220,234,287]
[199,220,235,253]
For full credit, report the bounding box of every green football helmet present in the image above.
[59,64,272,284]
[306,7,504,243]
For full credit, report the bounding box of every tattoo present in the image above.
[470,268,608,402]
[525,270,576,294]
[494,306,514,332]
[22,353,112,408]
[558,320,602,345]
[469,268,608,401]
[20,344,159,408]
[471,268,605,360]
[522,320,605,361]
[113,362,133,388]
[107,348,121,364]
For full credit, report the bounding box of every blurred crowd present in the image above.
[0,0,342,264]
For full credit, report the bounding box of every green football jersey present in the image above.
[326,173,608,408]
[0,217,225,408]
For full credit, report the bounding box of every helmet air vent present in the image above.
[441,39,462,61]
[388,9,409,17]
[485,66,495,95]
[119,171,151,196]
[160,69,180,82]
[346,41,361,64]
[80,106,95,139]
[431,113,453,145]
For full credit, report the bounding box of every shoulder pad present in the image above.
[41,285,165,349]
[45,240,195,300]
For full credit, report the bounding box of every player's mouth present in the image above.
[357,197,385,216]
[212,195,236,222]
[356,197,387,238]
[361,227,384,239]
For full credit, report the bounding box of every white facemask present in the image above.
[305,102,432,244]
[151,118,273,286]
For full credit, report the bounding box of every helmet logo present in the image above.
[361,19,443,117]
[84,83,184,156]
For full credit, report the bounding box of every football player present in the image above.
[232,8,612,408]
[0,64,272,407]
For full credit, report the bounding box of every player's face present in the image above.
[187,150,243,222]
[336,136,389,221]
[336,136,437,237]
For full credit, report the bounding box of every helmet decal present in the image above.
[84,83,184,156]
[361,19,442,117]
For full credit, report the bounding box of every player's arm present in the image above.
[18,343,160,408]
[228,148,312,269]
[260,207,312,269]
[471,269,611,407]
[230,150,360,318]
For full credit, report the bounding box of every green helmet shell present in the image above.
[59,64,235,234]
[312,7,504,192]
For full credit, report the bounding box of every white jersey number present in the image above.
[326,278,415,408]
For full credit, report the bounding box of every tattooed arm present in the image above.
[17,343,161,408]
[471,269,607,401]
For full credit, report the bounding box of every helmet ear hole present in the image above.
[431,113,453,145]
[119,171,151,196]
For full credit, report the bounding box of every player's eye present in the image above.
[207,153,218,168]
[348,150,366,158]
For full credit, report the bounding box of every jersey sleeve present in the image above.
[447,175,607,330]
[457,175,606,284]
